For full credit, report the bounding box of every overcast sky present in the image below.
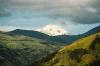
[0,0,100,34]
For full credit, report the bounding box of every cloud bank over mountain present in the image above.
[36,24,69,36]
[0,0,100,24]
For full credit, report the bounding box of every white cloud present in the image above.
[36,24,70,36]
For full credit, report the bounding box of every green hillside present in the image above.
[0,33,63,66]
[29,32,100,66]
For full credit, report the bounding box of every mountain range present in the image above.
[0,26,99,66]
[5,25,100,44]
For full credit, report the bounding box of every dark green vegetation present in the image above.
[28,32,100,66]
[0,32,63,66]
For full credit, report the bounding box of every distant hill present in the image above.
[83,26,100,36]
[5,26,100,44]
[29,32,100,66]
[0,32,63,66]
[6,29,67,44]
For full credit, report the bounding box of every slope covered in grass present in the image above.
[46,33,100,66]
[0,33,63,66]
[29,32,100,66]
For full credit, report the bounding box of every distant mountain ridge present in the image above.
[4,25,100,44]
[83,25,100,36]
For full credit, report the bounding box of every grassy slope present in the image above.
[0,33,63,66]
[45,32,100,66]
[29,32,100,66]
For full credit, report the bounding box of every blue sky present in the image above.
[0,0,100,34]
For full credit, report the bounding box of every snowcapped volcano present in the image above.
[36,24,70,36]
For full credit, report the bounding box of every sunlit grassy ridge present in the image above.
[45,33,100,66]
[29,32,100,66]
[59,33,98,51]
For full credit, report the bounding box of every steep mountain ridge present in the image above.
[45,32,100,66]
[28,32,100,66]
